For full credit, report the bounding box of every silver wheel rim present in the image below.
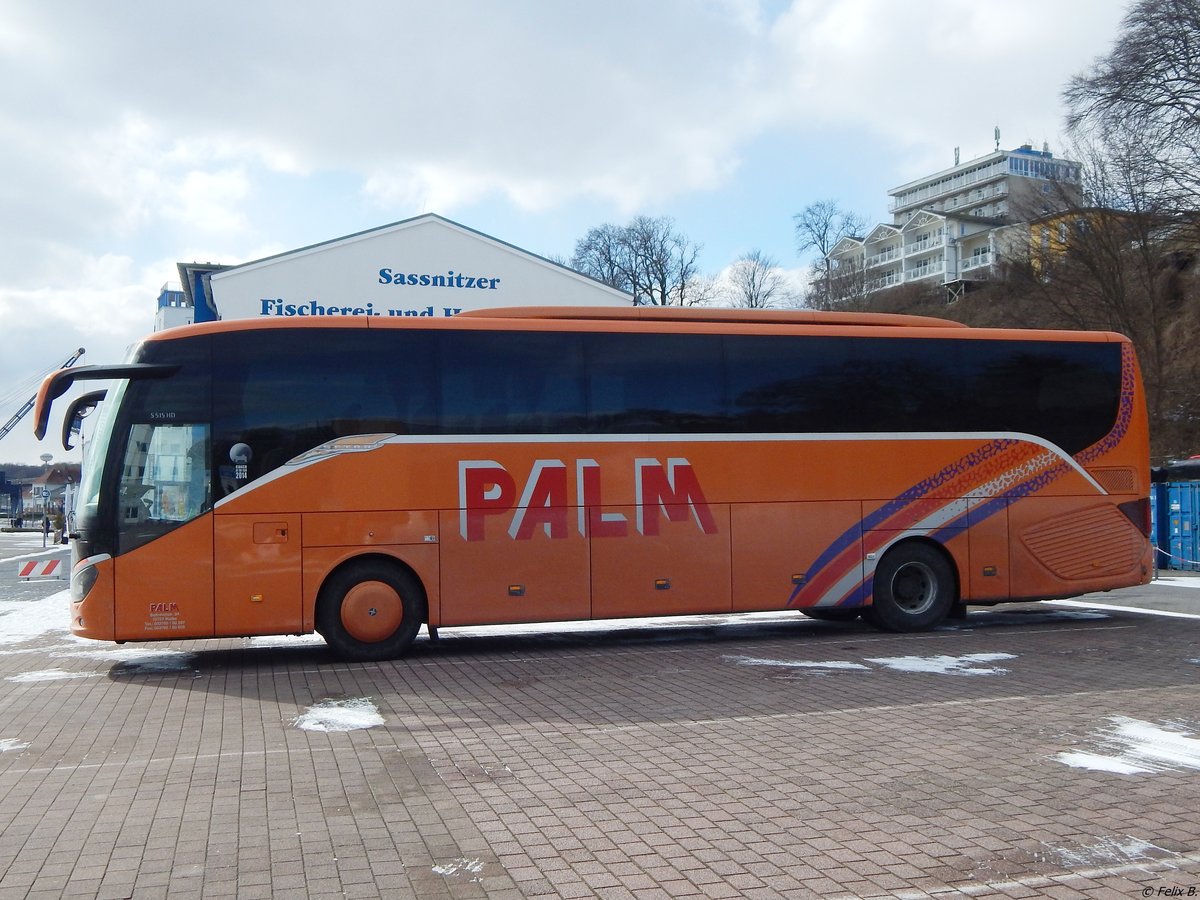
[889,560,938,615]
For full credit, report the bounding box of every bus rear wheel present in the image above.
[865,543,955,632]
[316,560,425,661]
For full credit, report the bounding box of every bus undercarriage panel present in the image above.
[438,508,591,626]
[214,513,303,636]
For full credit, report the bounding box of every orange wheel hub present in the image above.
[340,580,404,643]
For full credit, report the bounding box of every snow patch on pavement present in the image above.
[3,548,68,564]
[1052,835,1169,868]
[293,698,384,732]
[6,668,97,683]
[1048,598,1200,619]
[0,591,71,646]
[865,653,1016,676]
[726,652,1016,677]
[0,738,28,752]
[1151,576,1200,590]
[247,634,326,649]
[0,642,80,657]
[723,655,870,673]
[442,609,801,639]
[1056,752,1155,775]
[433,857,484,879]
[1056,717,1200,775]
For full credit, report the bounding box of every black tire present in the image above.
[865,542,956,632]
[316,560,425,661]
[800,608,861,622]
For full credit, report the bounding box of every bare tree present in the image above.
[627,216,703,306]
[1051,4,1200,458]
[683,273,720,308]
[722,250,795,309]
[793,200,867,311]
[570,223,632,295]
[804,256,870,312]
[793,201,866,274]
[1064,0,1200,213]
[1002,131,1200,460]
[571,216,704,306]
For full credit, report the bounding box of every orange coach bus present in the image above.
[34,306,1152,661]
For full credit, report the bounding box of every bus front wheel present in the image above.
[316,560,425,661]
[865,543,955,632]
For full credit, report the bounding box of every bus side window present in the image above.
[439,331,585,435]
[214,329,397,487]
[585,332,724,433]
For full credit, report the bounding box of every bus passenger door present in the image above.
[111,421,216,641]
[213,513,303,636]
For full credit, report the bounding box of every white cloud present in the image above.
[3,1,776,225]
[0,251,167,463]
[766,1,1125,177]
[0,0,1125,256]
[176,168,252,235]
[0,0,1131,461]
[0,253,161,336]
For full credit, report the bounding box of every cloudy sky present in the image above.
[0,0,1128,464]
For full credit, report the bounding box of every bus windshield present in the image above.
[77,378,127,519]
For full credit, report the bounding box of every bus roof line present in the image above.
[455,306,970,329]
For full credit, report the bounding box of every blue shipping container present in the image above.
[1164,481,1200,571]
[1152,481,1167,570]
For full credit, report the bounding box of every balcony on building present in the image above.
[906,259,946,282]
[890,157,1009,215]
[961,250,994,272]
[865,246,900,267]
[869,270,902,291]
[904,234,946,258]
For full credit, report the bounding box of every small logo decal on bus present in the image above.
[458,458,716,541]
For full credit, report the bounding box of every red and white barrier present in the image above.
[17,559,63,580]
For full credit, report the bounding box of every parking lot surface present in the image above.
[1,530,1198,898]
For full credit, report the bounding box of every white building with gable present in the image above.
[159,213,630,330]
[828,143,1082,301]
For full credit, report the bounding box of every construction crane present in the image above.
[0,348,86,444]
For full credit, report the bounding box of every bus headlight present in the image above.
[72,563,100,603]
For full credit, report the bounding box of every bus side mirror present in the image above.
[61,390,107,451]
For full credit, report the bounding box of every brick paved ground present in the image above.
[0,563,1197,897]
